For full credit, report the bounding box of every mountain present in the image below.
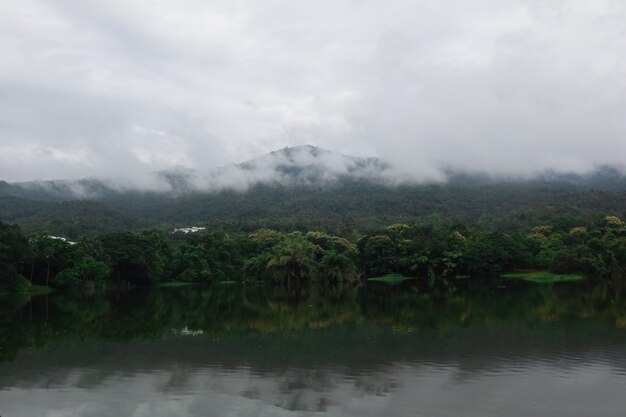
[234,144,392,182]
[2,145,393,201]
[1,145,626,238]
[153,144,395,193]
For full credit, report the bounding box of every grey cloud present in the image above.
[0,0,625,182]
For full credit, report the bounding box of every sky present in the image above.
[1,0,625,182]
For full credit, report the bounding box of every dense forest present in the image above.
[1,181,625,238]
[1,212,624,293]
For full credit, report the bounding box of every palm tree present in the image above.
[319,251,357,282]
[265,236,320,284]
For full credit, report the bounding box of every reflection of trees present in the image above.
[4,281,626,363]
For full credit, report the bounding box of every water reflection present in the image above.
[2,280,626,416]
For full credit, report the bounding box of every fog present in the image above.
[12,145,412,195]
[158,145,409,193]
[1,1,625,183]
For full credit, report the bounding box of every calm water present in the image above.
[2,280,626,416]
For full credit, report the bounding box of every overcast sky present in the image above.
[1,0,625,182]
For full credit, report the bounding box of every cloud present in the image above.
[145,145,406,194]
[0,0,625,182]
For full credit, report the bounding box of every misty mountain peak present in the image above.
[4,147,625,201]
[269,144,330,160]
[234,144,391,184]
[246,144,331,166]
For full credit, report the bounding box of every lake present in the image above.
[2,279,626,416]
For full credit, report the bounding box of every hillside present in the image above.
[1,146,626,238]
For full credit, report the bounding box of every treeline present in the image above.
[1,215,625,291]
[2,180,626,239]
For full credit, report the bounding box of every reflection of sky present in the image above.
[1,361,624,417]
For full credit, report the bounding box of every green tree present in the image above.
[265,233,321,283]
[0,222,30,290]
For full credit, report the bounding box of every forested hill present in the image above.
[1,146,625,238]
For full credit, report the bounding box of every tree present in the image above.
[0,222,29,285]
[264,233,321,283]
[319,251,358,281]
[52,256,110,288]
[361,235,398,277]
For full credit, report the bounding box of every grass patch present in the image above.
[157,281,195,288]
[158,280,240,287]
[26,285,53,295]
[0,284,52,296]
[368,273,414,284]
[500,271,585,284]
